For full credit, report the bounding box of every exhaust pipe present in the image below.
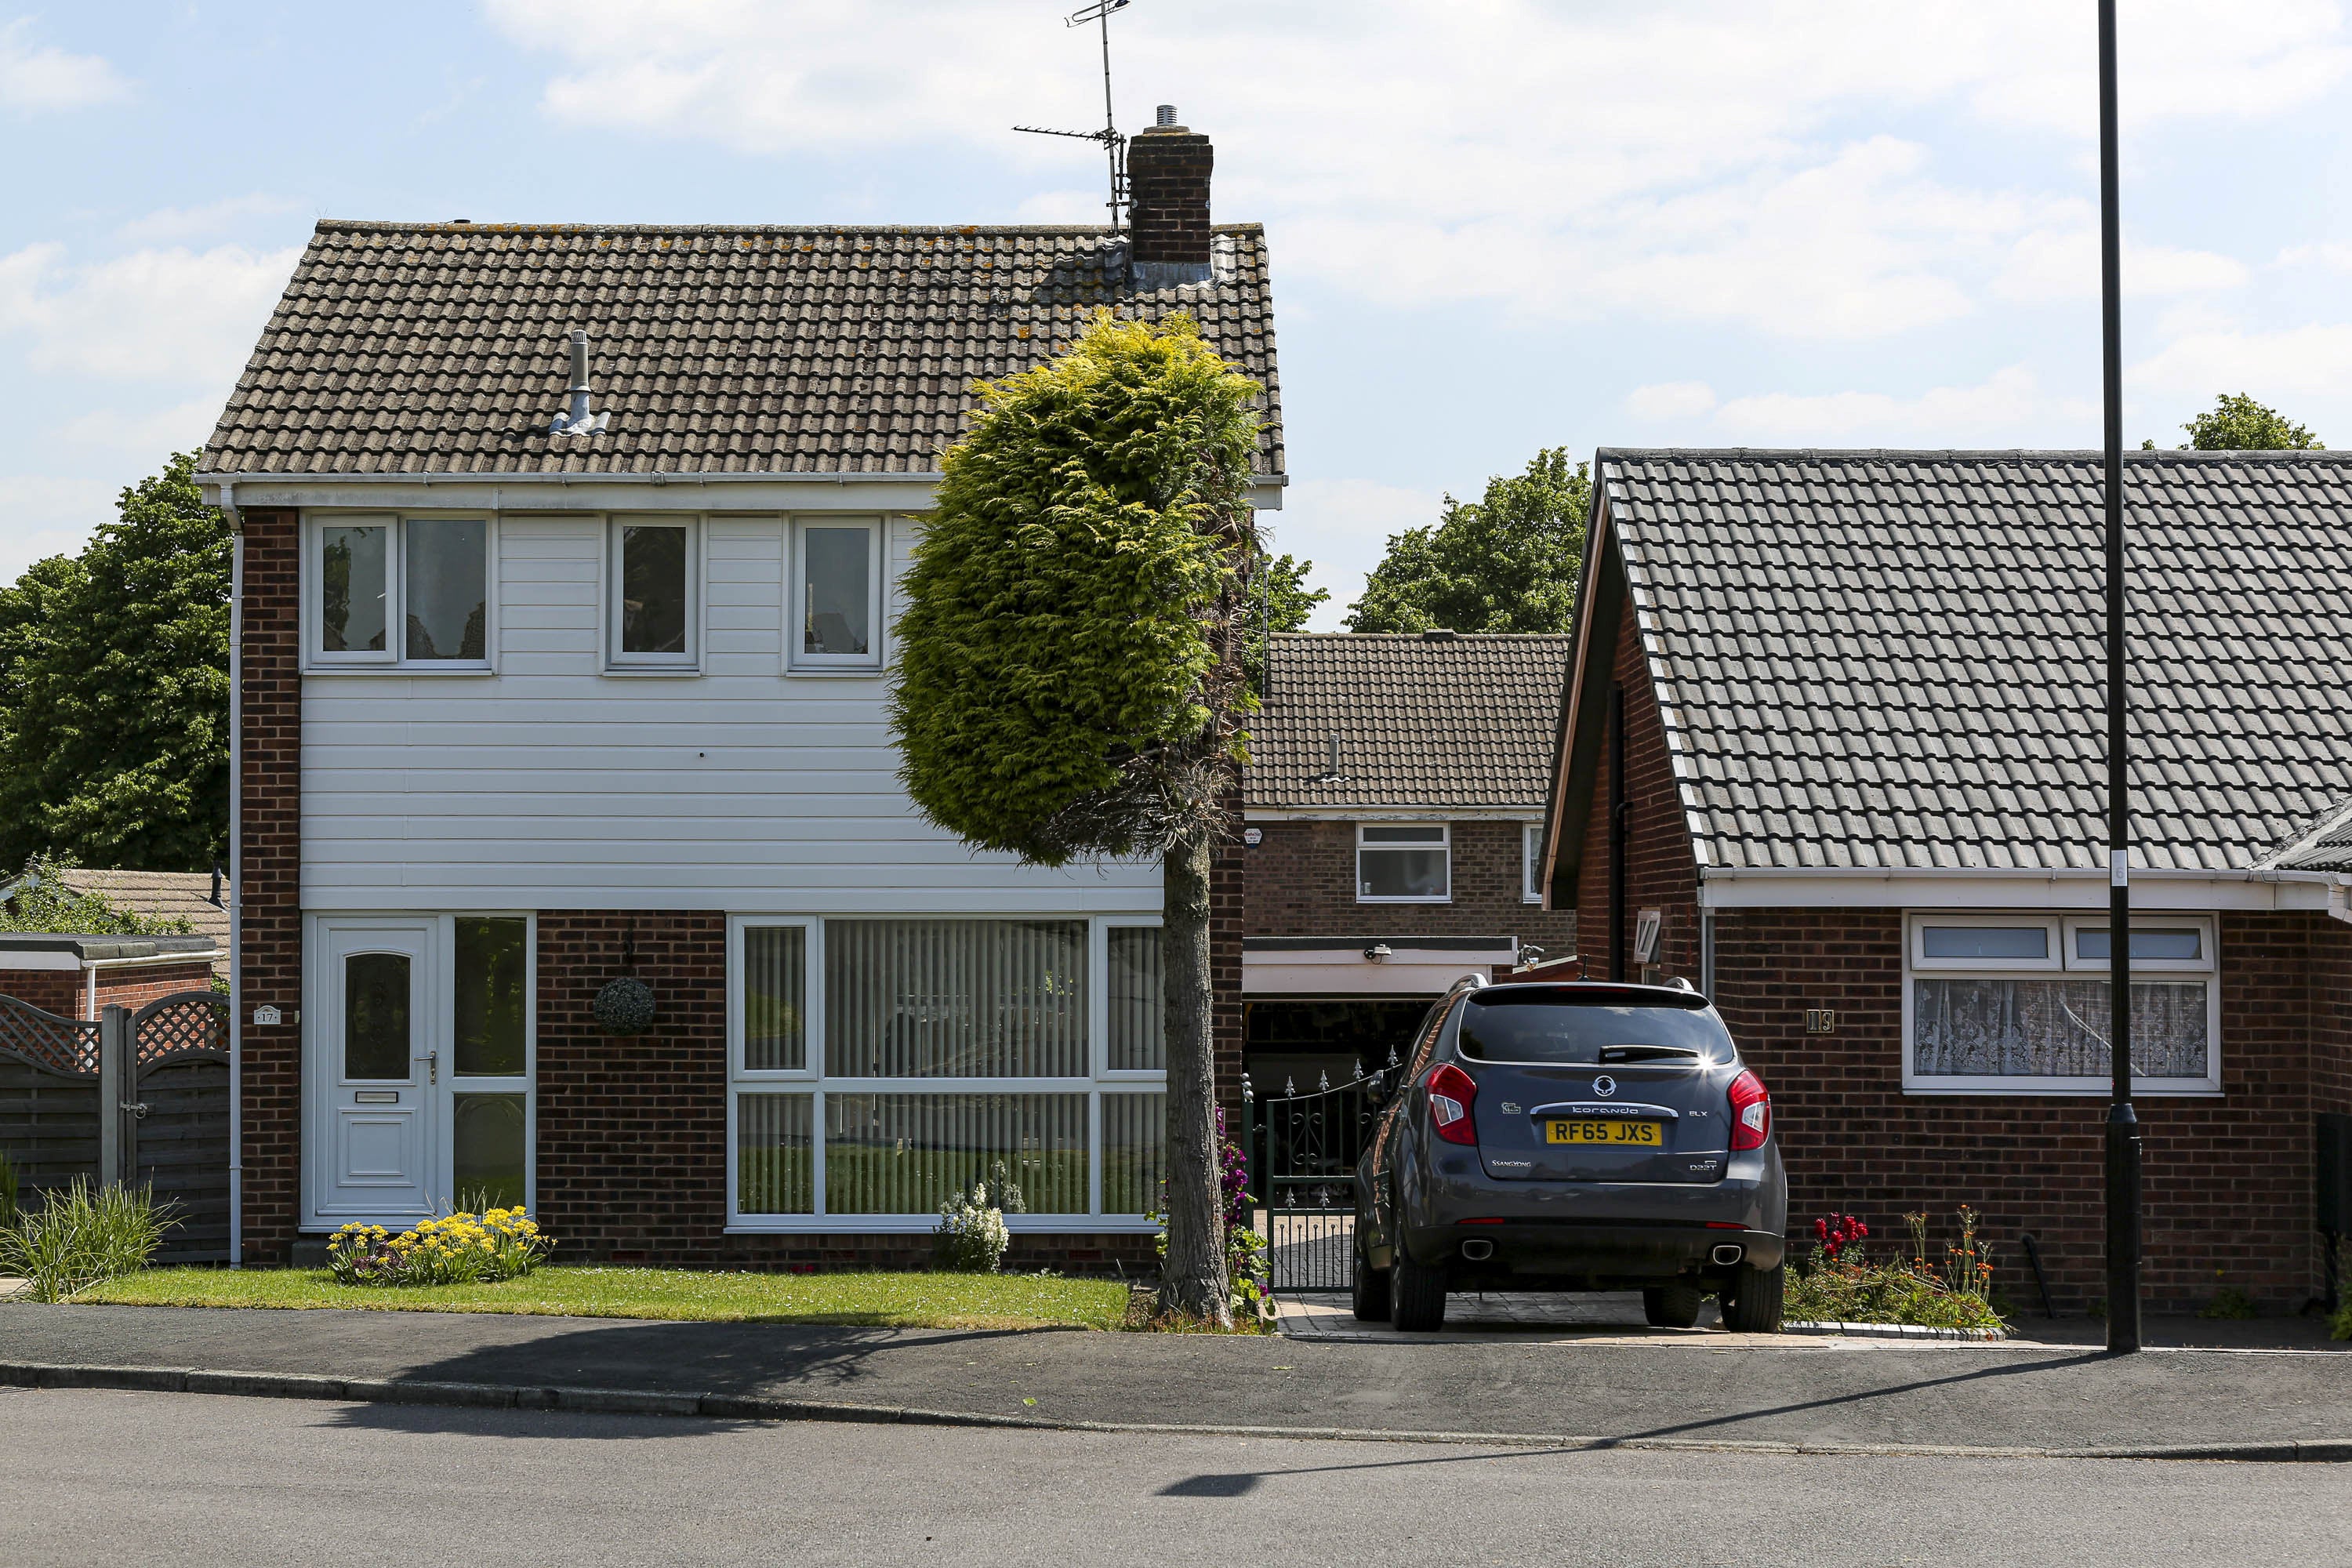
[1460,1238,1495,1262]
[1711,1243,1744,1266]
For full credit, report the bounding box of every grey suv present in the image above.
[1352,976,1788,1333]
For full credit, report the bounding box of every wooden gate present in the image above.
[0,989,228,1262]
[0,995,103,1210]
[125,992,230,1262]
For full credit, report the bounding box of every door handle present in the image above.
[118,1102,149,1120]
[417,1051,438,1085]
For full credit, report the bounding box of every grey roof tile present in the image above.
[1246,633,1574,811]
[202,220,1283,478]
[1600,448,2352,872]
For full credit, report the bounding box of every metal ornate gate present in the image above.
[1249,1058,1392,1293]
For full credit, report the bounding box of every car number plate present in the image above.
[1544,1119,1663,1146]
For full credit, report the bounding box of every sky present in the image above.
[5,2,2352,628]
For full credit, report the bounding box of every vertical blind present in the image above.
[1106,927,1164,1072]
[738,1093,815,1214]
[825,919,1087,1077]
[1100,1092,1167,1215]
[824,1093,1088,1214]
[743,926,808,1072]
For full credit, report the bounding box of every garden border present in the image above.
[0,1356,2340,1461]
[1781,1319,2007,1342]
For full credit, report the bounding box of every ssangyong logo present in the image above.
[1592,1074,1617,1098]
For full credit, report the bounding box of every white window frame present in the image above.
[1901,911,2220,1097]
[1523,823,1544,903]
[787,516,886,672]
[603,514,702,673]
[305,513,497,673]
[724,913,1167,1232]
[1356,823,1451,904]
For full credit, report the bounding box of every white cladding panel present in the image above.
[299,513,1163,912]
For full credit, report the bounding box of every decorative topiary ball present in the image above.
[593,976,656,1036]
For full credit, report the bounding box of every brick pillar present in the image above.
[1127,122,1212,268]
[238,507,303,1261]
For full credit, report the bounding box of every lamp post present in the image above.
[2098,0,2143,1356]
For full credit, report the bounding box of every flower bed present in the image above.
[327,1207,550,1287]
[1782,1208,2008,1336]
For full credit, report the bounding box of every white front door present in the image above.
[310,919,439,1224]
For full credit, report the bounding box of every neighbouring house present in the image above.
[0,935,221,1021]
[0,867,232,981]
[198,113,1279,1265]
[1539,447,2352,1312]
[1242,630,1577,1099]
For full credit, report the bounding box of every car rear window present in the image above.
[1455,992,1729,1065]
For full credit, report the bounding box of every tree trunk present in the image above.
[1158,822,1231,1325]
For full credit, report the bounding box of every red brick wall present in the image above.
[0,969,82,1017]
[1127,128,1213,266]
[2314,919,2352,1119]
[1571,602,1700,982]
[1714,906,2324,1312]
[94,964,218,1013]
[237,507,303,1262]
[1244,819,1573,961]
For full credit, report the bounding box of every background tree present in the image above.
[1345,448,1592,633]
[0,452,228,872]
[891,314,1263,1324]
[1261,552,1328,634]
[2143,394,2324,451]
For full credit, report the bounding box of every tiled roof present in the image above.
[2266,797,2352,872]
[1248,633,1574,810]
[1599,448,2352,871]
[201,221,1283,477]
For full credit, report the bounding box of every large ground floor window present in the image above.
[728,915,1165,1229]
[1901,912,2220,1095]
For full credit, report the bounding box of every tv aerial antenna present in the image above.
[1013,0,1136,232]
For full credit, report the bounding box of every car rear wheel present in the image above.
[1720,1261,1785,1334]
[1352,1254,1392,1322]
[1390,1252,1448,1332]
[1642,1283,1704,1329]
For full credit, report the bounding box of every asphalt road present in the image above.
[5,1386,2350,1568]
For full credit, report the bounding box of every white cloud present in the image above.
[0,241,299,383]
[0,475,116,583]
[1627,382,1718,422]
[2129,323,2352,396]
[1994,228,2250,302]
[53,396,226,461]
[485,0,2334,339]
[0,18,128,112]
[115,195,300,245]
[1694,365,2095,445]
[1262,476,1443,630]
[2278,241,2352,272]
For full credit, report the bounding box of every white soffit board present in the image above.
[1697,869,2328,912]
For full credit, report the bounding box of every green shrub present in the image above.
[935,1162,1023,1273]
[2198,1283,2257,1320]
[0,1151,16,1232]
[0,1178,177,1301]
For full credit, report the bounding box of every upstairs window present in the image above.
[792,519,882,669]
[1523,824,1544,903]
[314,516,490,669]
[608,517,699,669]
[1358,824,1450,902]
[1904,913,2219,1095]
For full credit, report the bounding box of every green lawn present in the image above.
[71,1265,1137,1330]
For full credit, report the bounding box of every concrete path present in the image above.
[6,1300,2352,1457]
[11,1386,2352,1567]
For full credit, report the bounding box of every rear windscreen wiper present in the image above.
[1598,1044,1702,1063]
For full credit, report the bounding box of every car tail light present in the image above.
[1425,1062,1479,1145]
[1728,1069,1771,1150]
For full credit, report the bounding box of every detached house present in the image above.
[1240,631,1576,1096]
[201,116,1278,1265]
[1541,448,2352,1310]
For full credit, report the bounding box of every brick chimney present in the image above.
[1127,104,1212,285]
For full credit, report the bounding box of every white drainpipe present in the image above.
[226,491,244,1269]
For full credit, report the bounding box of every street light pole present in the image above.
[2098,0,2143,1356]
